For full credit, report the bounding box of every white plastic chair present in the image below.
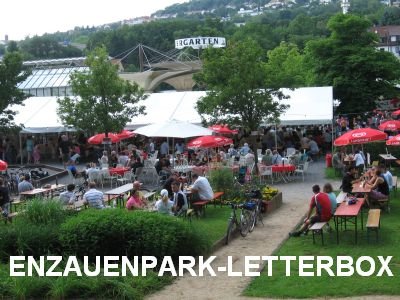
[116,170,133,186]
[102,171,118,188]
[294,161,309,181]
[258,163,273,184]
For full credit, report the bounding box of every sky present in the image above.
[0,0,188,41]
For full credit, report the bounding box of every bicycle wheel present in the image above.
[225,218,236,245]
[240,209,252,237]
[254,200,264,226]
[249,208,256,232]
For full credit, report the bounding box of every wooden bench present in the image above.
[191,200,208,217]
[3,212,19,224]
[366,209,381,243]
[310,222,328,245]
[210,192,224,208]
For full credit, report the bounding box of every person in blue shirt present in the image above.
[239,143,250,156]
[381,165,393,192]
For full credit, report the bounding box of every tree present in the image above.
[0,52,29,128]
[57,47,147,136]
[305,13,400,114]
[265,41,314,88]
[195,38,287,133]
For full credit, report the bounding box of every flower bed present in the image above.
[261,186,282,213]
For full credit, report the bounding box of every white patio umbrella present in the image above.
[134,119,214,166]
[134,119,213,138]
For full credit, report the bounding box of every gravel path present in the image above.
[147,161,347,300]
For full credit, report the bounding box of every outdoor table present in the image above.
[334,197,365,244]
[271,164,295,183]
[109,167,130,176]
[46,184,66,198]
[19,188,49,199]
[104,183,133,208]
[379,154,397,169]
[351,182,371,194]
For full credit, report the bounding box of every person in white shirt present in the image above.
[154,189,174,215]
[191,174,214,201]
[244,149,255,165]
[381,165,393,192]
[59,184,76,205]
[354,150,365,174]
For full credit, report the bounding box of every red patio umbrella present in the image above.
[386,134,400,146]
[187,136,233,148]
[209,124,238,134]
[392,109,400,116]
[378,120,400,131]
[0,160,8,171]
[116,130,135,140]
[88,133,121,145]
[334,128,387,146]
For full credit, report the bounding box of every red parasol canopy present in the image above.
[187,136,233,148]
[378,120,400,131]
[334,128,387,146]
[0,160,8,171]
[209,124,238,134]
[392,109,400,116]
[116,130,135,140]
[88,133,121,145]
[386,134,400,146]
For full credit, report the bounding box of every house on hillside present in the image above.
[372,25,400,58]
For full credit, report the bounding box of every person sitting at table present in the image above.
[175,152,186,165]
[262,149,273,166]
[171,181,188,216]
[289,184,332,237]
[163,172,179,200]
[18,174,34,193]
[323,182,337,215]
[0,177,11,223]
[155,157,172,178]
[191,173,214,202]
[109,151,119,168]
[118,151,129,167]
[130,157,144,174]
[365,168,389,207]
[271,150,282,165]
[59,184,76,205]
[291,150,302,166]
[154,189,174,215]
[83,182,105,209]
[245,149,255,165]
[227,144,238,158]
[380,164,393,192]
[340,166,358,194]
[100,151,108,166]
[239,143,250,156]
[126,181,147,210]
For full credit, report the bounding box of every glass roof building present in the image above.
[18,57,88,97]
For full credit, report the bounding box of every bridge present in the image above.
[18,44,202,96]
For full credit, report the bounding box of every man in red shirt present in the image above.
[289,184,332,237]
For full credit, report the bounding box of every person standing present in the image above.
[58,135,71,169]
[26,136,34,164]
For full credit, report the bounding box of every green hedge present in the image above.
[59,209,211,261]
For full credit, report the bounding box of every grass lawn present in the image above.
[244,196,400,298]
[187,205,232,245]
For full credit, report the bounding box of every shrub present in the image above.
[23,198,72,225]
[60,209,211,262]
[209,168,234,197]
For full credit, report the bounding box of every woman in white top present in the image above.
[154,189,174,215]
[354,150,365,174]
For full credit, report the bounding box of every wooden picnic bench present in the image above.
[366,209,380,243]
[192,192,224,217]
[310,222,328,245]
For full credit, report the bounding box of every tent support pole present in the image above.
[19,133,23,165]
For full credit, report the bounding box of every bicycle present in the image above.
[225,201,255,245]
[244,189,265,230]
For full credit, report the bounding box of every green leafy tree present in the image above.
[195,38,287,132]
[305,13,400,114]
[265,41,314,88]
[0,52,29,128]
[57,47,147,136]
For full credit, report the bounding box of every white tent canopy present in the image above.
[11,97,74,134]
[11,87,333,133]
